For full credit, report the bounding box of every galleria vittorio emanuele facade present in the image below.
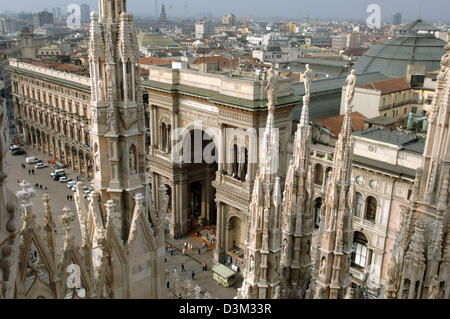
[0,0,449,299]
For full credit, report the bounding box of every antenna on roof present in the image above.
[418,0,423,20]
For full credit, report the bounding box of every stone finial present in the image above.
[16,180,35,206]
[105,200,120,237]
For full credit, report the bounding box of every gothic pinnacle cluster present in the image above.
[386,31,450,300]
[237,68,283,299]
[279,67,314,299]
[313,70,357,299]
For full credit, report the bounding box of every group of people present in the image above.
[27,169,35,175]
[181,242,193,256]
[33,183,47,192]
[67,195,74,201]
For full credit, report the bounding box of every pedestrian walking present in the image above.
[170,248,174,256]
[40,185,42,190]
[28,169,30,175]
[45,187,47,192]
[184,242,187,249]
[181,263,185,272]
[201,262,205,271]
[167,281,170,289]
[67,195,69,201]
[204,263,207,271]
[181,248,186,256]
[192,272,195,280]
[32,169,35,175]
[198,248,201,255]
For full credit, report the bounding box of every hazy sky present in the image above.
[5,0,450,22]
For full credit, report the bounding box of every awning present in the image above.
[212,264,236,279]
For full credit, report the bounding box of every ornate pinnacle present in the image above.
[16,180,35,206]
[42,193,55,232]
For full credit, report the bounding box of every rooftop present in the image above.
[353,127,425,153]
[355,20,446,78]
[314,111,367,137]
[357,77,411,94]
[364,115,403,126]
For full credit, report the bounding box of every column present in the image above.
[166,126,170,153]
[214,201,225,263]
[123,62,128,103]
[131,63,136,102]
[151,105,157,148]
[219,124,225,172]
[151,172,157,202]
[85,153,89,178]
[71,150,75,170]
[171,182,177,238]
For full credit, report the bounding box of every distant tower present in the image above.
[19,27,36,59]
[392,13,402,25]
[159,4,167,26]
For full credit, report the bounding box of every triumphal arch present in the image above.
[142,66,301,263]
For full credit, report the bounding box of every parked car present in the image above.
[12,149,26,156]
[26,157,40,164]
[67,181,77,189]
[35,163,48,169]
[52,172,65,181]
[59,176,71,183]
[51,169,65,177]
[9,145,20,152]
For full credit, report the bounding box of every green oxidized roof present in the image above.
[142,79,302,110]
[355,20,446,78]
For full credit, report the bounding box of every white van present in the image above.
[51,169,65,177]
[26,157,40,164]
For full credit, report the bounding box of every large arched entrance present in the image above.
[179,128,218,234]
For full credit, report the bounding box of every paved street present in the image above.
[165,234,242,299]
[5,145,241,299]
[5,145,90,256]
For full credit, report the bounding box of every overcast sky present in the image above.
[5,0,450,22]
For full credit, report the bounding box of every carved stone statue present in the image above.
[266,68,278,115]
[97,80,105,102]
[282,238,288,259]
[105,64,113,89]
[345,70,357,106]
[303,64,313,100]
[320,258,326,275]
[129,147,136,174]
[94,144,100,173]
[428,276,440,299]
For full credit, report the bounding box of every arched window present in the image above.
[351,232,368,269]
[365,196,377,222]
[314,164,324,185]
[355,192,364,218]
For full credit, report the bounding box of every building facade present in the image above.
[9,59,93,177]
[143,66,300,269]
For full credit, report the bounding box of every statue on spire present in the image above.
[345,70,357,106]
[266,67,279,115]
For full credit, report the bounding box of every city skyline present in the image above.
[2,0,450,23]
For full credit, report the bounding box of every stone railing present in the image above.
[8,58,90,87]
